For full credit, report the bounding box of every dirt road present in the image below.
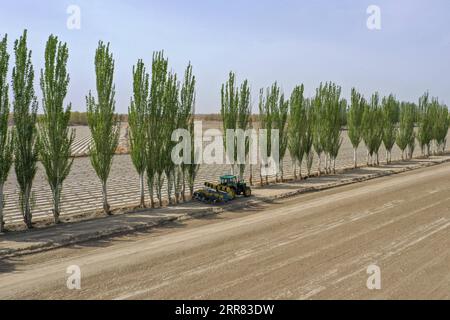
[1,162,449,299]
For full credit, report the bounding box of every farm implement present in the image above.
[193,175,252,203]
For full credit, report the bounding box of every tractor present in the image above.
[219,175,252,197]
[193,175,251,203]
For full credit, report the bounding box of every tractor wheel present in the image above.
[244,187,252,197]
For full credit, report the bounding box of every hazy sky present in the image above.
[1,0,449,113]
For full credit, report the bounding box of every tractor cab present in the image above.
[219,175,251,197]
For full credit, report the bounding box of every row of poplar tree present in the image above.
[221,76,449,185]
[0,30,200,231]
[0,30,449,231]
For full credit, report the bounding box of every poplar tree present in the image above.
[288,84,306,179]
[321,83,343,174]
[237,80,251,181]
[312,92,325,176]
[221,72,251,180]
[86,41,120,215]
[128,59,149,208]
[382,94,399,163]
[147,51,167,207]
[417,92,433,157]
[362,93,383,166]
[13,30,39,229]
[180,64,198,200]
[304,98,314,177]
[179,63,196,202]
[221,72,239,175]
[429,98,449,154]
[396,102,416,160]
[0,34,13,232]
[271,83,289,181]
[347,88,365,168]
[258,85,275,184]
[163,71,179,205]
[312,83,338,175]
[38,35,75,223]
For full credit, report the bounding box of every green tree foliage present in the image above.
[396,102,416,160]
[312,82,342,174]
[221,72,238,174]
[146,52,182,207]
[258,83,281,184]
[146,51,167,208]
[162,72,180,205]
[382,94,399,163]
[13,30,39,229]
[270,83,289,181]
[304,99,315,177]
[362,92,383,166]
[0,34,13,232]
[38,35,75,224]
[220,72,251,179]
[86,41,120,215]
[347,88,365,168]
[180,63,198,200]
[237,79,251,181]
[429,98,449,154]
[128,59,149,208]
[312,92,325,176]
[288,85,307,179]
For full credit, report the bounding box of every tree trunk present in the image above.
[259,164,263,186]
[280,161,284,182]
[0,184,4,233]
[167,173,173,206]
[150,193,154,208]
[22,186,33,228]
[182,169,186,202]
[298,161,302,180]
[148,182,155,208]
[307,152,313,178]
[53,186,61,224]
[102,181,111,215]
[139,173,145,208]
[317,154,321,176]
[386,149,389,164]
[367,149,370,166]
[249,163,253,186]
[353,147,357,169]
[293,162,297,180]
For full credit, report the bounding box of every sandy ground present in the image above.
[0,162,449,299]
